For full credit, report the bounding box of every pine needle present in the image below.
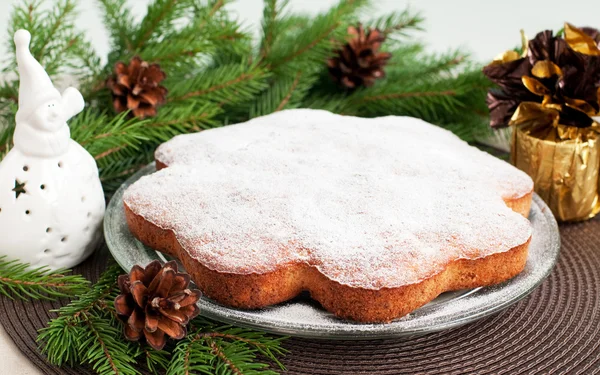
[38,264,286,374]
[0,256,89,300]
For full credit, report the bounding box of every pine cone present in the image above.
[114,260,201,350]
[328,25,391,89]
[107,56,168,119]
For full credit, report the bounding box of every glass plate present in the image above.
[105,164,560,339]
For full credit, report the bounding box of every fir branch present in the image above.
[386,48,468,79]
[191,0,230,30]
[33,0,76,61]
[264,0,370,72]
[69,110,149,168]
[168,63,270,105]
[168,320,286,375]
[0,256,89,300]
[275,71,302,111]
[6,0,97,78]
[369,9,424,39]
[248,71,318,118]
[259,0,290,60]
[133,0,190,50]
[361,89,457,101]
[39,264,286,375]
[38,264,124,367]
[79,312,139,375]
[208,338,243,375]
[96,0,135,52]
[98,149,154,196]
[143,345,170,374]
[0,81,19,103]
[196,323,287,369]
[4,1,40,70]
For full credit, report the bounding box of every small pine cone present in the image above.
[328,25,392,89]
[114,260,201,350]
[107,56,168,119]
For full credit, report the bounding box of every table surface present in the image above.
[0,323,42,375]
[2,216,600,374]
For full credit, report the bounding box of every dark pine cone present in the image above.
[328,25,392,89]
[114,260,201,350]
[107,56,168,119]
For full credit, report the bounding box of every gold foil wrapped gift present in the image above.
[510,104,600,221]
[484,23,600,221]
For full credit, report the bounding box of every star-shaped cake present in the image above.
[123,109,533,322]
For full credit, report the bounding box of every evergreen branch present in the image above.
[193,0,227,29]
[144,103,222,142]
[135,0,177,48]
[143,345,170,375]
[98,149,154,196]
[0,256,89,300]
[96,0,135,52]
[361,89,457,101]
[168,319,286,375]
[275,71,302,111]
[265,0,370,72]
[259,0,290,60]
[38,264,123,367]
[69,110,149,163]
[77,309,140,375]
[195,328,287,369]
[134,0,190,50]
[38,264,287,374]
[168,63,270,106]
[81,314,121,375]
[386,48,468,79]
[4,1,40,70]
[248,71,318,118]
[6,0,96,78]
[177,73,257,101]
[0,81,19,102]
[369,9,424,38]
[208,337,243,375]
[95,145,126,160]
[34,0,76,61]
[98,151,153,184]
[280,24,338,67]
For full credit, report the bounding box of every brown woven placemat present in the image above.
[2,218,600,375]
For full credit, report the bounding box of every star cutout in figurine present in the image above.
[12,179,27,199]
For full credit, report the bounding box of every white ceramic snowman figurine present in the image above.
[0,30,105,269]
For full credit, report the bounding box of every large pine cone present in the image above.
[328,25,392,89]
[114,260,201,350]
[107,56,168,119]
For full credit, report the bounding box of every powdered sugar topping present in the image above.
[124,109,533,289]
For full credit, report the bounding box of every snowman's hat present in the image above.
[14,29,61,123]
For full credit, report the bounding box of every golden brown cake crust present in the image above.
[124,191,532,323]
[125,111,534,323]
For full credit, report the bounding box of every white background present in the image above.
[0,0,598,374]
[0,0,598,63]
